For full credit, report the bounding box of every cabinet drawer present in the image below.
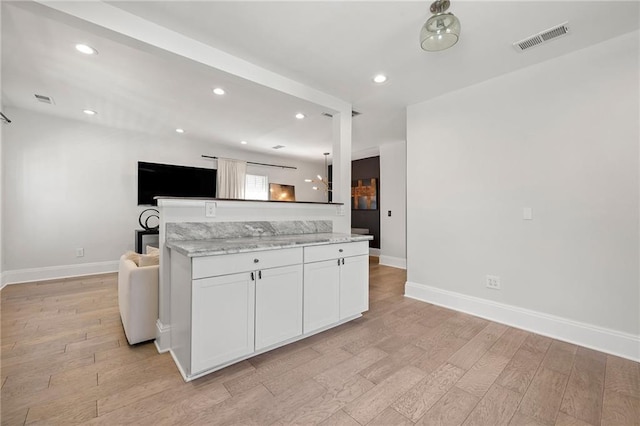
[193,247,303,279]
[304,241,368,263]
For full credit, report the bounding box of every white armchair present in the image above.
[118,254,159,344]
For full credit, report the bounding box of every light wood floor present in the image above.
[1,259,639,425]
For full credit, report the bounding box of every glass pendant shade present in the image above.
[420,12,460,51]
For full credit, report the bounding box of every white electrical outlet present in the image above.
[205,202,216,217]
[486,275,501,290]
[76,248,84,257]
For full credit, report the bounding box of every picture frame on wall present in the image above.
[269,183,296,201]
[351,178,377,210]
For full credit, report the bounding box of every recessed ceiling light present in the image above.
[75,44,97,55]
[295,113,305,119]
[213,88,225,95]
[83,109,97,115]
[240,140,248,145]
[176,128,185,134]
[373,74,387,83]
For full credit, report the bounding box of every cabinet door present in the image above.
[303,259,340,333]
[339,255,369,320]
[255,264,303,351]
[191,272,255,374]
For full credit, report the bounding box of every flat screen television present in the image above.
[137,161,216,205]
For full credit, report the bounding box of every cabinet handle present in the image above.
[258,270,262,280]
[337,259,341,266]
[342,258,345,265]
[254,258,259,263]
[339,249,344,253]
[251,272,255,281]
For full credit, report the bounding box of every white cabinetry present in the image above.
[303,241,369,334]
[255,264,303,351]
[192,263,303,373]
[170,240,368,381]
[303,259,340,332]
[171,247,303,377]
[192,272,255,373]
[339,254,369,319]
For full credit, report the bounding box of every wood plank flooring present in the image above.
[1,258,639,425]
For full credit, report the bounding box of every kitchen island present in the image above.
[166,230,372,381]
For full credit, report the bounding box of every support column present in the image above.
[332,111,352,234]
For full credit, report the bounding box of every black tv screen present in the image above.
[137,161,216,205]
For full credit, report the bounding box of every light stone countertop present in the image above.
[166,233,373,257]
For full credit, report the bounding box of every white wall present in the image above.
[2,106,326,282]
[1,0,4,286]
[0,115,4,287]
[406,32,639,356]
[379,141,406,268]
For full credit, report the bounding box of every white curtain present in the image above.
[216,158,247,199]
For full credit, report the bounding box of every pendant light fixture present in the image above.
[305,153,332,202]
[420,0,461,52]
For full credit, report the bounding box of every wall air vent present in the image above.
[272,145,285,150]
[513,22,570,52]
[322,110,362,118]
[34,94,55,104]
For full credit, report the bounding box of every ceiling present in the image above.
[1,2,333,161]
[3,1,639,160]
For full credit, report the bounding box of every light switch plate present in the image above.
[336,205,345,216]
[205,202,217,217]
[523,207,533,220]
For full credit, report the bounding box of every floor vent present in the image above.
[34,94,55,104]
[513,22,570,52]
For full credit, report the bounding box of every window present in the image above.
[245,174,269,200]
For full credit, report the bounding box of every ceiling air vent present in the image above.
[513,22,570,52]
[322,110,362,118]
[272,145,285,150]
[34,94,55,104]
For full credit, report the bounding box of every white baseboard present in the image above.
[369,248,381,256]
[379,255,406,269]
[155,320,171,353]
[1,261,119,287]
[405,281,640,362]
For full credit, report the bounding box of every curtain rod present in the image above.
[201,155,297,170]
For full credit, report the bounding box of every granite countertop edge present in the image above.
[166,233,374,257]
